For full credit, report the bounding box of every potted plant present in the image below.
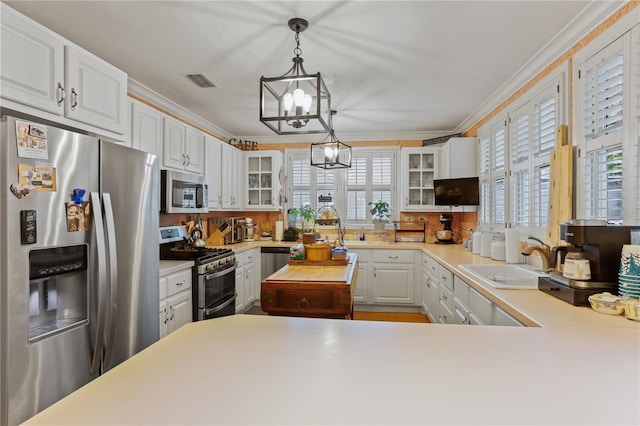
[290,204,316,235]
[368,200,390,231]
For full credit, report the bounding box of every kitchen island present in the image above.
[260,253,358,319]
[23,314,639,425]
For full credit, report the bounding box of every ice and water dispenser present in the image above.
[28,245,88,343]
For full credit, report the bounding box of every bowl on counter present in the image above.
[588,292,624,315]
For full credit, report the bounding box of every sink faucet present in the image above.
[521,236,552,273]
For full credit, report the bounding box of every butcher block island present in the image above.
[261,253,358,319]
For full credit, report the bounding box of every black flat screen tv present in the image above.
[434,177,480,206]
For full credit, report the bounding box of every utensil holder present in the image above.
[206,230,226,246]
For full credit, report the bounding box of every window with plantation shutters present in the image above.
[287,151,337,213]
[492,121,507,227]
[531,83,557,234]
[479,68,564,236]
[533,95,556,156]
[510,104,530,230]
[584,145,623,224]
[576,30,637,225]
[346,149,395,224]
[478,131,491,227]
[583,50,624,140]
[480,179,491,225]
[533,164,550,228]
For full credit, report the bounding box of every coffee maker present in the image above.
[283,209,299,242]
[435,214,454,243]
[538,221,640,305]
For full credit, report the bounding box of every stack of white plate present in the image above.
[619,245,640,297]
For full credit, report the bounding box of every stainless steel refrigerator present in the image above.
[0,115,160,425]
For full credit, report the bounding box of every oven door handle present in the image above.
[204,293,237,316]
[204,262,237,279]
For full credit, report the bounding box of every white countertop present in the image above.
[159,259,194,276]
[23,314,640,425]
[28,242,634,424]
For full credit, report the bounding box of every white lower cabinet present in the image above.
[370,250,417,305]
[469,286,495,325]
[494,306,525,327]
[235,249,259,313]
[421,255,526,327]
[351,249,371,304]
[159,268,192,339]
[244,249,258,308]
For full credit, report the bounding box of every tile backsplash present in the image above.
[160,210,478,244]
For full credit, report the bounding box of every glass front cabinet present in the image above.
[244,150,283,210]
[400,147,441,211]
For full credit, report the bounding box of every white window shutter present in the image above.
[583,46,624,140]
[584,145,623,224]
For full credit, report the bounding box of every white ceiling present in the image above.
[4,1,600,142]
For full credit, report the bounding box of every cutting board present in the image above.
[546,125,573,247]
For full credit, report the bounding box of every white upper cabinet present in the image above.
[204,134,223,210]
[244,150,283,210]
[0,4,128,135]
[221,143,244,209]
[64,46,128,134]
[184,126,204,174]
[0,5,64,115]
[163,116,204,174]
[130,99,163,157]
[400,147,442,211]
[438,137,478,179]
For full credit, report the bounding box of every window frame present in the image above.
[573,21,639,225]
[283,146,399,230]
[477,65,568,238]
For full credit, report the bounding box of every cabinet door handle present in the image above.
[56,82,65,106]
[373,268,377,277]
[70,88,78,110]
[297,297,310,311]
[441,294,447,301]
[163,308,169,324]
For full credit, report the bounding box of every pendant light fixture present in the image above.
[311,111,351,169]
[260,18,331,135]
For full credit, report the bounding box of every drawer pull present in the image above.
[176,280,185,287]
[297,297,310,311]
[388,256,399,260]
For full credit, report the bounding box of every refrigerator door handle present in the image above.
[89,192,108,375]
[102,193,119,368]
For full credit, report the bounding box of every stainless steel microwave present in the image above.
[160,169,208,213]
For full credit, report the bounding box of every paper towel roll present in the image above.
[505,229,521,264]
[275,220,284,241]
[472,231,483,254]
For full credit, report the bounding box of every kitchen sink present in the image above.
[458,264,548,289]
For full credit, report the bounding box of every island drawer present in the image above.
[260,282,353,319]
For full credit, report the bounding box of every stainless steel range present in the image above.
[160,226,237,321]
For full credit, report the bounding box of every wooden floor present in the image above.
[352,311,430,323]
[244,306,430,323]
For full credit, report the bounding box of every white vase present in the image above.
[372,219,386,232]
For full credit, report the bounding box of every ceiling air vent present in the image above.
[185,73,216,88]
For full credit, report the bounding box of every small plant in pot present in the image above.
[289,204,316,236]
[368,200,390,231]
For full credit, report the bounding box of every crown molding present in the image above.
[233,130,456,144]
[127,78,234,141]
[457,0,628,133]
